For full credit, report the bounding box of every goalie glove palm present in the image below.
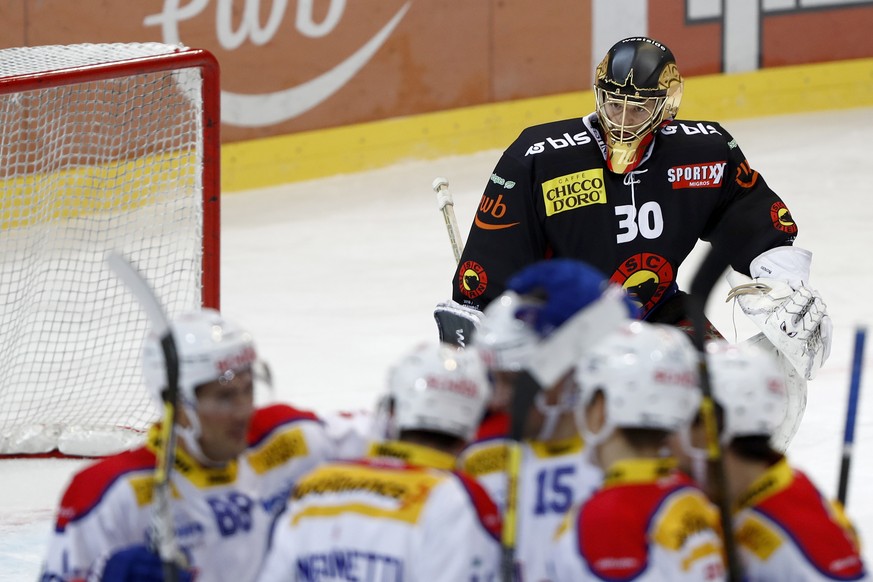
[728,275,832,380]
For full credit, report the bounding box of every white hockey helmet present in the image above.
[473,291,541,371]
[576,321,701,433]
[387,342,491,441]
[705,340,788,441]
[142,308,257,406]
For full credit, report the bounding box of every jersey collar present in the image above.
[734,457,793,511]
[602,457,677,487]
[366,440,457,471]
[146,424,239,486]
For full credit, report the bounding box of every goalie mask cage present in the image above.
[0,43,220,457]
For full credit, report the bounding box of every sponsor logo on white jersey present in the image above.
[525,131,592,156]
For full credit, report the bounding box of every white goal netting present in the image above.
[0,43,220,456]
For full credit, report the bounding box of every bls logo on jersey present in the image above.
[525,131,591,155]
[541,169,606,216]
[667,162,727,189]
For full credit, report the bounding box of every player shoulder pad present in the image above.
[458,439,508,478]
[474,411,508,441]
[578,480,698,579]
[753,470,866,578]
[55,446,155,531]
[452,470,502,541]
[247,403,321,447]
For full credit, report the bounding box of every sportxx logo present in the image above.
[736,160,760,188]
[769,201,797,234]
[474,193,520,230]
[667,162,727,189]
[525,131,591,156]
[144,0,413,128]
[541,169,606,217]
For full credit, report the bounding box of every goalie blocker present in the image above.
[434,300,483,347]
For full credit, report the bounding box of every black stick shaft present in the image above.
[688,245,743,582]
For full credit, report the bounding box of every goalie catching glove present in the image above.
[727,246,832,380]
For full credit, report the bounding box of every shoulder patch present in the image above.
[459,440,507,477]
[247,403,320,447]
[736,513,783,561]
[754,471,865,579]
[453,470,502,541]
[55,446,155,531]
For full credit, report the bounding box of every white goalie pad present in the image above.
[727,272,832,381]
[741,332,807,452]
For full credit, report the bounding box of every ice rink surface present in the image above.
[1,107,872,578]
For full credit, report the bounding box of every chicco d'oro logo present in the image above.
[769,202,797,234]
[609,253,675,316]
[541,169,606,217]
[458,261,488,299]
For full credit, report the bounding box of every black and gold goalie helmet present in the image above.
[594,37,683,174]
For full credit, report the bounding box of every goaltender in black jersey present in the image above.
[451,38,794,325]
[435,36,832,449]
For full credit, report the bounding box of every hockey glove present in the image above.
[728,246,832,380]
[101,544,193,582]
[434,299,483,347]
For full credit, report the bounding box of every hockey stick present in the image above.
[432,177,465,264]
[686,244,743,582]
[106,252,186,582]
[837,326,866,507]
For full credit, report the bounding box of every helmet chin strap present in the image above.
[675,427,709,486]
[533,391,561,441]
[533,382,579,441]
[176,400,225,467]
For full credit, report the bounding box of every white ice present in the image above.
[1,107,871,579]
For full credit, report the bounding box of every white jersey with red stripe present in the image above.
[549,458,726,582]
[41,404,338,582]
[458,414,603,582]
[733,458,868,581]
[257,440,503,582]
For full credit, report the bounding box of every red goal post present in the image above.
[0,43,220,457]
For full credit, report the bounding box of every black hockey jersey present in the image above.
[451,113,797,317]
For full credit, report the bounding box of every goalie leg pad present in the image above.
[741,332,808,452]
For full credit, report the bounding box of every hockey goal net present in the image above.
[0,43,220,457]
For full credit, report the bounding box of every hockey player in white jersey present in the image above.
[257,341,502,582]
[549,321,726,581]
[461,285,609,581]
[41,308,342,582]
[681,341,868,581]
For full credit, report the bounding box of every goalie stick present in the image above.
[837,326,866,507]
[687,244,743,582]
[106,251,187,582]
